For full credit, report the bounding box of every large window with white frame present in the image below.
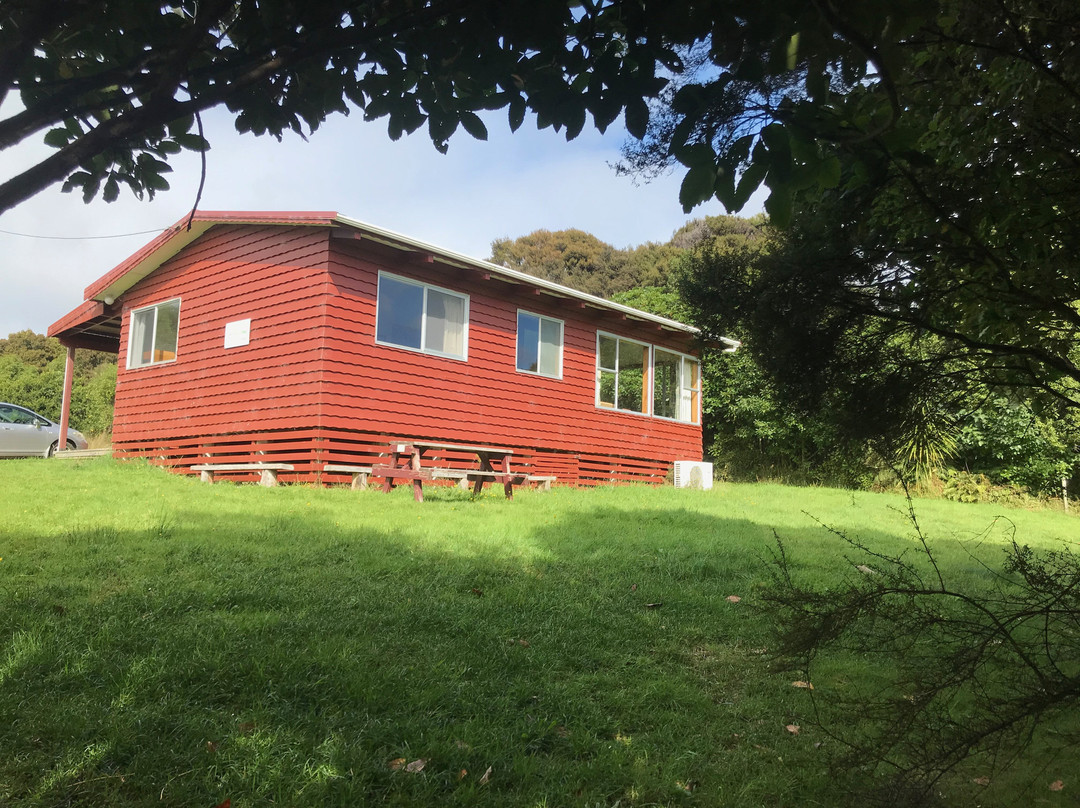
[596,332,701,423]
[597,333,649,413]
[653,348,701,424]
[516,310,563,378]
[375,272,468,360]
[128,298,180,369]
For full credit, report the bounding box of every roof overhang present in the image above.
[330,213,702,336]
[49,210,739,350]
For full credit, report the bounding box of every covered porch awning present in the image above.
[47,299,122,354]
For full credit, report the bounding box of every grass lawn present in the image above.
[0,458,1076,807]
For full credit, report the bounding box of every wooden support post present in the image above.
[411,446,424,502]
[57,345,75,452]
[502,454,513,500]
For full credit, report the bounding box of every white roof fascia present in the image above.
[333,214,701,336]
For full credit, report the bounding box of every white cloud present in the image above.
[0,106,764,338]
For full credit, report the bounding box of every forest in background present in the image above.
[0,330,116,435]
[490,215,1080,503]
[4,212,1077,502]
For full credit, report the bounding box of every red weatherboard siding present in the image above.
[112,224,331,444]
[321,239,702,464]
[105,220,702,483]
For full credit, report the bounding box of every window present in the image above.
[128,299,180,368]
[0,405,41,425]
[653,349,701,424]
[597,333,648,413]
[376,272,467,360]
[596,333,701,423]
[516,311,563,377]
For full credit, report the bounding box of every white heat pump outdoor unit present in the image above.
[673,461,713,490]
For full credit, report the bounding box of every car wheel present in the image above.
[46,440,76,458]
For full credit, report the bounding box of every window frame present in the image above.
[652,347,702,425]
[515,309,564,379]
[126,298,181,370]
[595,332,701,424]
[595,331,652,415]
[374,271,469,362]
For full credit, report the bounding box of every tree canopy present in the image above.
[1,0,681,213]
[634,0,1080,417]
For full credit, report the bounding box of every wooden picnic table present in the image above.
[374,440,516,502]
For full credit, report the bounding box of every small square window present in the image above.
[516,311,563,378]
[128,299,180,368]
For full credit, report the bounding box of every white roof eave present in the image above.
[333,214,701,336]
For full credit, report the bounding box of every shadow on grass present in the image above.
[0,497,929,808]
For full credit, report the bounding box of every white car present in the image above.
[0,402,89,457]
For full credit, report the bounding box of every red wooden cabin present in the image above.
[48,211,736,486]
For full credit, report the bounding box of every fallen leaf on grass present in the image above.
[454,739,470,751]
[238,722,255,735]
[206,741,219,753]
[785,724,800,735]
[388,758,406,771]
[471,588,484,597]
[215,800,231,808]
[973,776,990,786]
[676,780,696,794]
[458,769,467,780]
[645,602,663,609]
[630,583,637,591]
[405,758,427,773]
[855,564,878,576]
[479,765,492,785]
[517,638,531,647]
[792,681,814,690]
[725,595,741,603]
[1049,780,1065,792]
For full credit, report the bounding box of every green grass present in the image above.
[0,458,1076,807]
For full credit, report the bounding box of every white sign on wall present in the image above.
[224,318,251,349]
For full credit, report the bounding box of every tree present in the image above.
[1,0,683,214]
[0,329,62,370]
[0,331,117,432]
[624,0,1080,411]
[489,229,632,298]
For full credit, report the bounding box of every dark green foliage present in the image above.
[487,215,763,299]
[953,396,1080,496]
[0,331,116,433]
[1,0,677,213]
[696,343,870,487]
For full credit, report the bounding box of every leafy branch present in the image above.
[760,499,1080,798]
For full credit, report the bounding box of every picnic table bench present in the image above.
[191,462,294,487]
[323,463,375,489]
[371,441,554,501]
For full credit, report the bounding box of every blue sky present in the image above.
[0,105,764,338]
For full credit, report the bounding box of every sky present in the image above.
[0,104,764,339]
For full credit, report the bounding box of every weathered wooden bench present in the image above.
[323,463,375,490]
[191,463,294,487]
[431,468,556,491]
[526,475,556,491]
